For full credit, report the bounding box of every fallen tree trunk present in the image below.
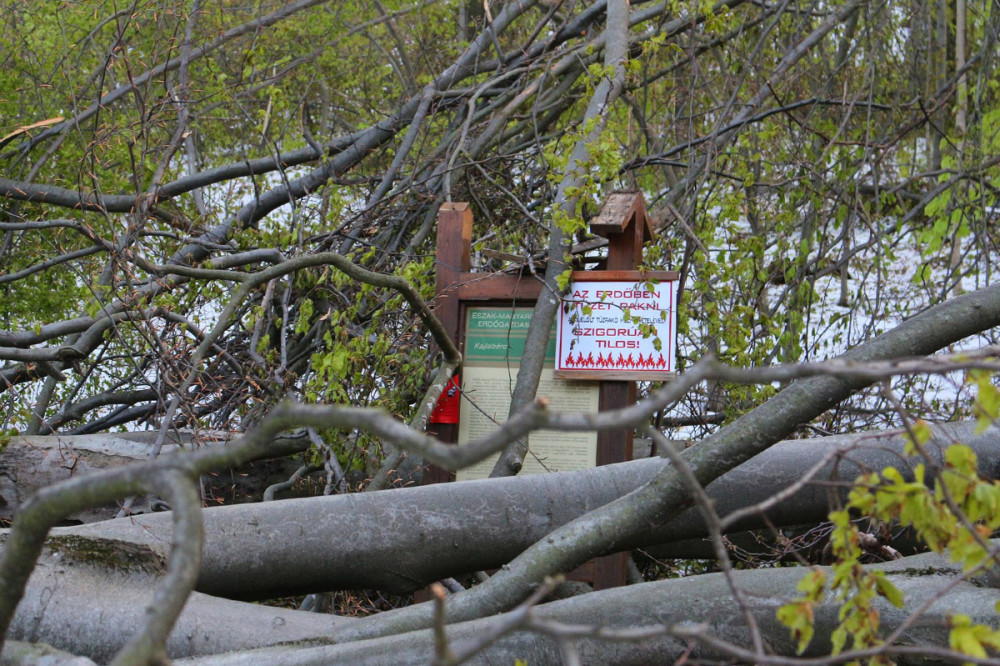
[10,543,990,665]
[4,534,354,663]
[0,433,307,524]
[30,420,995,598]
[7,520,998,664]
[4,421,996,662]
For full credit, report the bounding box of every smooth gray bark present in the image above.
[7,541,352,662]
[0,433,303,523]
[26,421,996,598]
[174,548,1000,666]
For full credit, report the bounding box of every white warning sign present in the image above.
[555,278,678,380]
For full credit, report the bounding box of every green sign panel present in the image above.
[464,307,555,365]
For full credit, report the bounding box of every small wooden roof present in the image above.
[589,191,655,243]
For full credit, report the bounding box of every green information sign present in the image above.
[463,308,555,365]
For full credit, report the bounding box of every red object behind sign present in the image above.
[429,375,460,424]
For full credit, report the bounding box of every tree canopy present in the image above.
[2,0,1000,664]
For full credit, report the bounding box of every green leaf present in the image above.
[795,568,827,601]
[972,371,1000,434]
[945,445,978,475]
[872,571,904,608]
[295,298,314,334]
[830,625,848,655]
[950,615,988,658]
[777,601,815,654]
[556,269,573,291]
[905,419,932,454]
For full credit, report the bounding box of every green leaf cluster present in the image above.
[780,406,1000,660]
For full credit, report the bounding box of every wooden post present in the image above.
[434,202,473,344]
[425,203,473,485]
[588,192,655,589]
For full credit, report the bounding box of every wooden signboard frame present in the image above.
[426,192,669,589]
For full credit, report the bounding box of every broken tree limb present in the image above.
[27,421,996,599]
[5,535,353,662]
[0,432,309,524]
[173,547,1000,666]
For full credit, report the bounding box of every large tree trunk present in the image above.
[0,433,305,524]
[9,421,992,600]
[200,548,1000,665]
[7,538,996,665]
[4,535,354,663]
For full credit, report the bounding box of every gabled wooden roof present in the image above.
[589,190,655,243]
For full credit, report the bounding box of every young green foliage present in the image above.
[779,407,1000,660]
